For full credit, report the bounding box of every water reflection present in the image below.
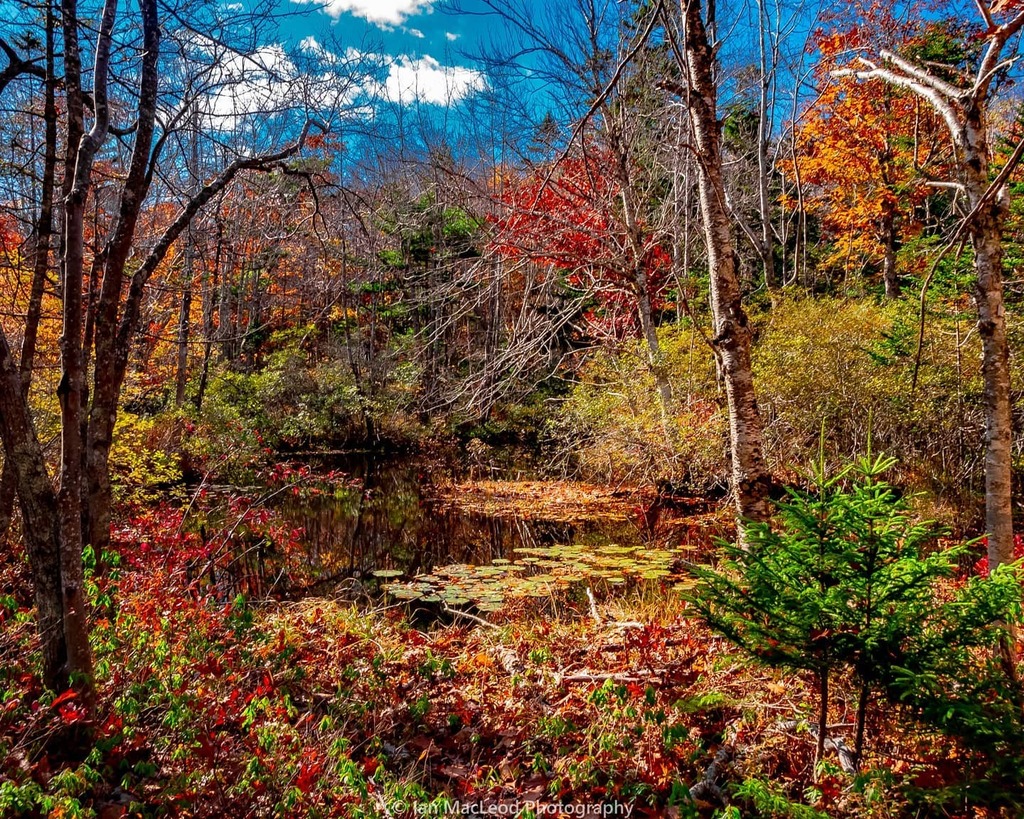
[271,455,645,593]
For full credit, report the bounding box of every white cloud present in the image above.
[299,35,323,54]
[205,44,300,126]
[200,42,363,130]
[445,32,459,41]
[408,28,425,38]
[378,55,486,105]
[294,0,433,26]
[195,38,485,129]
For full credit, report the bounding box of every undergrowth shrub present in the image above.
[552,295,1016,508]
[110,412,184,508]
[888,597,1024,809]
[180,329,422,480]
[198,342,364,449]
[554,326,726,489]
[753,296,987,500]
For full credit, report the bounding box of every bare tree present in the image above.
[466,0,677,409]
[0,0,330,700]
[0,0,57,543]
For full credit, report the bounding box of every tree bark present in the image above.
[843,9,1024,577]
[0,328,66,689]
[853,683,869,770]
[86,119,320,558]
[963,115,1014,573]
[0,0,59,542]
[196,217,224,413]
[636,264,672,410]
[816,668,828,767]
[0,0,69,694]
[57,0,118,704]
[175,244,193,407]
[679,0,770,524]
[755,0,777,290]
[85,0,160,558]
[0,460,14,541]
[611,112,673,409]
[880,201,900,299]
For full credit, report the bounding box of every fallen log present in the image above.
[689,723,740,807]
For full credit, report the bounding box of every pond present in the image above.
[186,453,715,605]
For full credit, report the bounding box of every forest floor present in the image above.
[0,474,1004,818]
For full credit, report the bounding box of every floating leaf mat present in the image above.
[382,541,682,610]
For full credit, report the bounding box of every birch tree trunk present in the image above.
[843,3,1024,575]
[963,111,1013,575]
[755,0,777,290]
[679,0,770,524]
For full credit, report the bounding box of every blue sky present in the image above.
[199,0,589,165]
[274,0,502,107]
[286,0,477,48]
[259,0,827,135]
[0,0,830,159]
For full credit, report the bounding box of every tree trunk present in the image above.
[175,255,193,407]
[854,683,869,770]
[175,114,200,407]
[844,11,1024,578]
[87,117,317,559]
[610,131,672,410]
[680,0,770,524]
[0,0,68,693]
[0,470,14,541]
[970,191,1013,573]
[57,0,118,705]
[755,0,777,290]
[960,108,1014,575]
[880,201,900,299]
[636,266,673,409]
[0,0,58,542]
[816,668,828,767]
[85,0,160,559]
[196,218,223,413]
[0,329,66,689]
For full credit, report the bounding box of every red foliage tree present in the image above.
[490,149,672,343]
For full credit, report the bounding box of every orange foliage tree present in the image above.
[788,18,954,297]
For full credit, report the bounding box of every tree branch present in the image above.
[972,9,1024,100]
[113,119,326,377]
[977,0,995,30]
[836,61,963,138]
[879,48,966,101]
[0,37,45,97]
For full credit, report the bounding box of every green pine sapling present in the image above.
[688,453,1015,771]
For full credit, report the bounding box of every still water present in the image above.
[272,455,647,591]
[195,455,655,599]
